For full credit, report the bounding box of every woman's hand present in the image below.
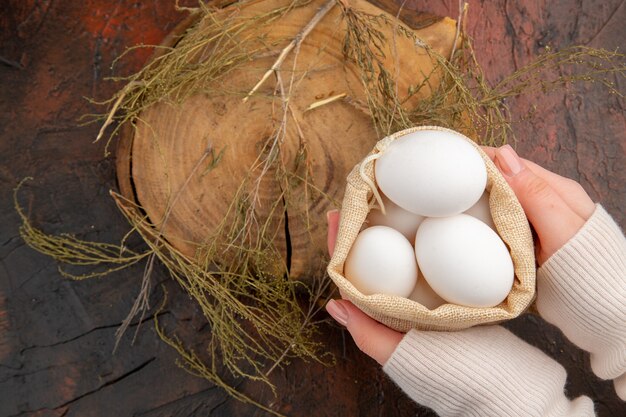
[325,210,403,365]
[483,145,595,265]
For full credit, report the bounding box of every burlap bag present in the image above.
[327,126,536,331]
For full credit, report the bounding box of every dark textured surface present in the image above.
[0,1,624,416]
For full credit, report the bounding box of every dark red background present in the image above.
[1,1,624,416]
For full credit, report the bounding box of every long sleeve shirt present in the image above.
[383,205,626,416]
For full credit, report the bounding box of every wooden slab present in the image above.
[118,0,458,278]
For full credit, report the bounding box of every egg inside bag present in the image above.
[415,215,514,308]
[344,226,418,298]
[408,271,446,310]
[328,126,535,331]
[463,191,496,231]
[374,129,487,217]
[366,194,424,244]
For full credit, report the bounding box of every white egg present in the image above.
[375,129,487,217]
[408,271,446,310]
[344,226,418,297]
[463,191,496,231]
[415,214,514,308]
[366,194,425,244]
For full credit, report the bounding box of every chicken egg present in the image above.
[344,226,418,297]
[408,271,446,310]
[375,129,487,217]
[463,191,496,231]
[415,214,514,308]
[366,194,424,244]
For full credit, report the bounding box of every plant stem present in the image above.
[242,0,337,102]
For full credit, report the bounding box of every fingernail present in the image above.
[326,299,348,326]
[497,145,523,176]
[326,209,339,222]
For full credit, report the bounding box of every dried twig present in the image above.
[304,93,347,111]
[94,80,144,145]
[450,1,468,61]
[242,0,336,102]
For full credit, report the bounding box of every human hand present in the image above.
[483,145,595,265]
[325,210,403,365]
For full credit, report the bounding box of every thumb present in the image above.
[326,299,403,365]
[494,145,585,263]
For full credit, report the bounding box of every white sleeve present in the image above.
[384,326,595,417]
[536,204,626,400]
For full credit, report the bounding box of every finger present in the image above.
[520,159,595,220]
[326,210,340,256]
[326,299,403,365]
[495,145,586,263]
[483,146,594,220]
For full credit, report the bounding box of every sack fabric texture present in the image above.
[327,126,536,331]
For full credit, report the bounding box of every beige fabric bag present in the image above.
[327,126,536,331]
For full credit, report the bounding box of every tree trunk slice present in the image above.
[117,0,458,279]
